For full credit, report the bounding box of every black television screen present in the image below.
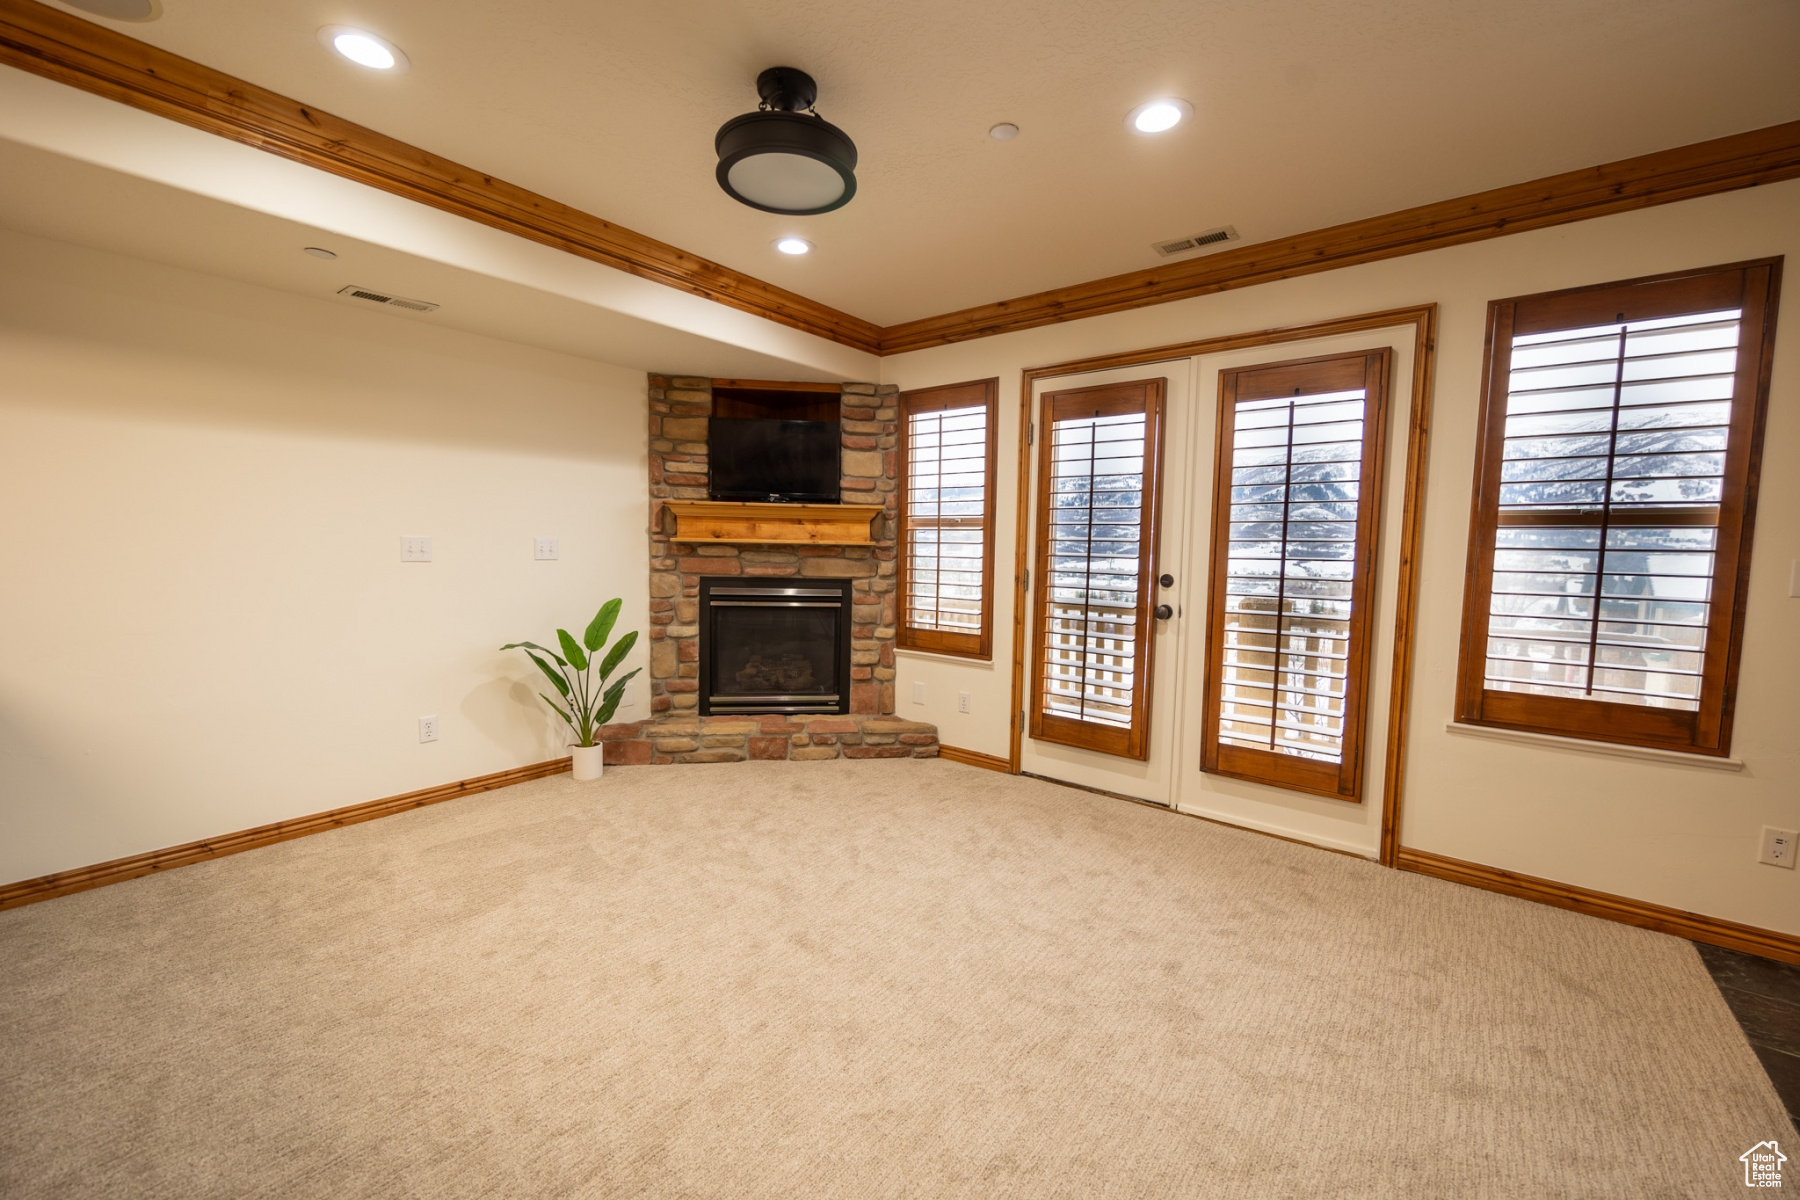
[708,418,841,503]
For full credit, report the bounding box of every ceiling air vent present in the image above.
[337,285,439,313]
[1152,225,1240,258]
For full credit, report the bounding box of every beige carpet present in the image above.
[0,760,1789,1198]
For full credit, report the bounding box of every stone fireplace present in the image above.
[594,375,938,766]
[645,376,901,717]
[698,580,851,715]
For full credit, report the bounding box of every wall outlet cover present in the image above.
[958,691,971,714]
[401,535,432,562]
[418,715,439,743]
[1759,826,1796,868]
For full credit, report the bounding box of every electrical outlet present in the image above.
[912,681,926,705]
[958,691,971,714]
[534,537,559,561]
[418,715,439,743]
[401,535,432,562]
[1759,826,1796,869]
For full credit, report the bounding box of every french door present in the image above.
[1020,366,1189,802]
[1012,318,1422,856]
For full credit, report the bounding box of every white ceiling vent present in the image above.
[1152,225,1240,258]
[337,285,439,313]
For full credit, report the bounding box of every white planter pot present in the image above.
[570,744,604,782]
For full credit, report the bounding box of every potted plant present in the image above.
[503,598,641,781]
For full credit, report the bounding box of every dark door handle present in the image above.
[1154,604,1174,620]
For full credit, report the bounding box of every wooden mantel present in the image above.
[663,500,885,546]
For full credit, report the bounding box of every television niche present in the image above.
[708,383,841,504]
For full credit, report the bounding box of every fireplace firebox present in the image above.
[698,579,852,715]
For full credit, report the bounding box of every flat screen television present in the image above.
[708,418,841,503]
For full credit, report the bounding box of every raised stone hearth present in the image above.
[598,713,939,765]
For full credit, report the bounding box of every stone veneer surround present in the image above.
[645,375,903,718]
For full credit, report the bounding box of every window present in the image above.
[897,378,998,658]
[1030,378,1166,760]
[1201,350,1392,800]
[1455,260,1781,755]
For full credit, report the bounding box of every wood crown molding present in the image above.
[0,0,883,354]
[1396,847,1800,965]
[0,756,572,910]
[3,0,1797,357]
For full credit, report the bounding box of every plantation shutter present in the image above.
[898,379,998,659]
[1029,378,1166,761]
[1456,260,1780,754]
[1202,350,1392,801]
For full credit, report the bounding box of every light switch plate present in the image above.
[535,537,559,561]
[401,535,432,562]
[1759,826,1796,869]
[912,681,926,705]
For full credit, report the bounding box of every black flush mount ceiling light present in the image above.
[715,67,858,215]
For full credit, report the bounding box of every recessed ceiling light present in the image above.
[302,246,338,260]
[317,26,410,74]
[774,237,813,256]
[989,123,1020,141]
[1127,99,1191,134]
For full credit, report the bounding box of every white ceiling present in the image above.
[0,65,876,380]
[29,0,1800,326]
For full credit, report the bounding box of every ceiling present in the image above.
[0,130,860,377]
[27,0,1800,326]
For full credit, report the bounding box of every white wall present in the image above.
[883,179,1800,935]
[0,228,651,884]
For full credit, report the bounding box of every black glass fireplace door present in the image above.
[699,581,852,715]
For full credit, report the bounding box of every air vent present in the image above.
[1152,225,1240,258]
[337,285,439,313]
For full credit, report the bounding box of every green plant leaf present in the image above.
[502,640,565,667]
[598,629,638,681]
[584,598,622,653]
[595,667,639,726]
[524,652,570,697]
[557,628,588,672]
[540,694,576,728]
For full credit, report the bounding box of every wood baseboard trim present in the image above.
[1396,847,1800,965]
[0,0,882,353]
[0,757,572,911]
[938,744,1011,773]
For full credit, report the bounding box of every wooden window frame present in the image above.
[1028,378,1167,760]
[897,377,1000,660]
[1454,259,1782,756]
[1200,349,1393,801]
